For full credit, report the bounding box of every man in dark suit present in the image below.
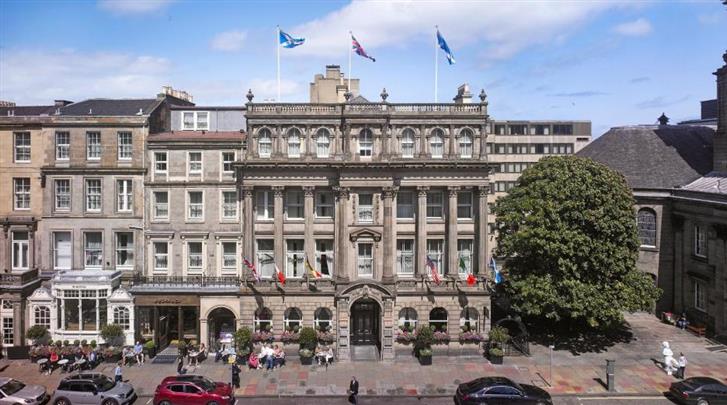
[348,376,359,404]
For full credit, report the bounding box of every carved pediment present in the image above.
[349,228,382,242]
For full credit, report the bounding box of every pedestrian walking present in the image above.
[348,376,359,405]
[662,341,676,375]
[677,352,687,379]
[231,363,241,388]
[177,355,185,375]
[114,361,123,382]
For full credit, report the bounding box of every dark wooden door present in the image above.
[351,301,379,345]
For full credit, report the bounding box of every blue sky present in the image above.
[1,0,725,136]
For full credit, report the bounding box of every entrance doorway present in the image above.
[350,299,380,346]
[208,307,236,350]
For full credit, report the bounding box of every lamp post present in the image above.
[549,344,555,386]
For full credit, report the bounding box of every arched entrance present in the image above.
[350,298,380,346]
[208,307,236,349]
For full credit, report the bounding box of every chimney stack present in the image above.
[713,51,727,172]
[658,113,669,126]
[453,84,472,104]
[54,100,73,107]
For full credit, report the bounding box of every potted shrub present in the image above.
[298,327,317,365]
[280,330,300,344]
[100,324,126,346]
[26,325,50,345]
[487,326,509,365]
[103,346,122,363]
[415,325,434,366]
[144,340,156,359]
[28,345,50,363]
[233,327,252,363]
[90,340,97,350]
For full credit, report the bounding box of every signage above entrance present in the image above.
[135,295,200,306]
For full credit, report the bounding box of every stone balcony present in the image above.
[0,268,41,291]
[245,103,487,117]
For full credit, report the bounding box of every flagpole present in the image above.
[348,31,352,95]
[277,26,281,102]
[434,26,438,103]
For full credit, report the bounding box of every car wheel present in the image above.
[55,398,70,405]
[696,399,709,405]
[207,401,219,405]
[102,399,118,405]
[535,402,548,405]
[158,401,171,405]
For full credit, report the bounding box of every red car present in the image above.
[153,375,234,405]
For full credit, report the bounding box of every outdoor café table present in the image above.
[37,358,48,373]
[188,351,199,366]
[57,359,69,372]
[72,358,86,371]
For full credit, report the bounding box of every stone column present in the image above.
[242,186,254,260]
[334,187,350,283]
[476,186,489,277]
[382,186,397,283]
[479,123,488,161]
[303,186,315,264]
[199,318,208,347]
[273,186,285,272]
[448,124,456,159]
[418,125,427,158]
[447,187,459,276]
[416,186,429,277]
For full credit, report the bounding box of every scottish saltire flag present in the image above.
[352,34,375,62]
[279,29,305,48]
[426,256,441,285]
[243,257,261,282]
[437,29,455,65]
[490,257,503,284]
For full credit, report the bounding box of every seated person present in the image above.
[273,345,285,368]
[247,351,260,369]
[88,350,98,368]
[676,314,689,330]
[48,351,60,375]
[198,343,207,361]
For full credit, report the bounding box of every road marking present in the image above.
[145,399,152,404]
[577,396,666,400]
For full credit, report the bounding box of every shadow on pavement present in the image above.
[526,318,634,355]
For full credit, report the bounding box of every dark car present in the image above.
[153,375,234,405]
[454,377,552,404]
[669,377,727,405]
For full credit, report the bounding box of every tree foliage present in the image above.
[493,156,661,329]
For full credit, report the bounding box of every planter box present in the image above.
[104,353,122,363]
[144,347,157,359]
[300,356,313,365]
[488,354,503,365]
[6,346,30,360]
[419,355,432,366]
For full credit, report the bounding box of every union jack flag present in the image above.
[351,34,375,62]
[243,257,261,282]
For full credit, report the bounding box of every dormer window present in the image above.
[182,111,209,131]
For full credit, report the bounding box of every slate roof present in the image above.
[577,125,714,189]
[59,98,160,116]
[681,172,727,195]
[0,105,57,116]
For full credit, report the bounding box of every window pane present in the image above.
[357,243,373,276]
[54,232,72,269]
[84,233,103,268]
[116,232,134,267]
[397,191,414,219]
[86,132,101,159]
[154,191,169,218]
[55,179,71,210]
[117,132,132,159]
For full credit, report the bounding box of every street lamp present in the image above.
[548,344,555,387]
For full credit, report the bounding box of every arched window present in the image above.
[460,307,479,332]
[430,129,444,158]
[113,306,130,330]
[34,306,51,328]
[359,129,373,157]
[316,129,330,158]
[287,128,301,158]
[637,208,657,247]
[429,307,448,332]
[314,307,332,331]
[398,307,417,331]
[459,129,473,158]
[401,129,415,158]
[258,128,272,158]
[284,307,302,331]
[254,307,273,331]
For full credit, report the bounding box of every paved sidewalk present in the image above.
[1,313,725,398]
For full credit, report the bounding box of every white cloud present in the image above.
[210,30,248,52]
[0,49,171,104]
[613,18,653,36]
[287,1,629,62]
[98,0,173,14]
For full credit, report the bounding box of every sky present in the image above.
[1,0,726,136]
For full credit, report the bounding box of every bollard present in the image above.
[606,359,615,392]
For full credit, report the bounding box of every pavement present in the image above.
[1,313,725,403]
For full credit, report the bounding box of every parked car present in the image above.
[0,377,48,405]
[669,377,727,405]
[51,373,136,405]
[454,377,552,405]
[154,375,234,405]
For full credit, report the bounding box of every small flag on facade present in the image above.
[279,29,305,48]
[460,257,476,286]
[243,257,261,282]
[436,28,455,65]
[275,264,286,285]
[351,34,375,62]
[490,257,503,284]
[305,256,322,279]
[426,256,441,285]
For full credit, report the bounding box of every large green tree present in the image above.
[493,156,660,328]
